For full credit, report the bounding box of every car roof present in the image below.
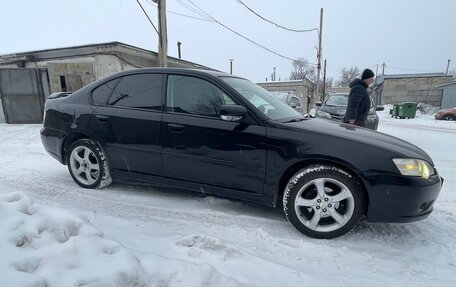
[106,67,242,79]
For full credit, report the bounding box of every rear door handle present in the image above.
[95,115,109,124]
[167,123,185,133]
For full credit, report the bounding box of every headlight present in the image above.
[367,115,377,121]
[317,110,331,119]
[392,158,435,179]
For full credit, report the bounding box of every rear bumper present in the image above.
[40,127,65,164]
[363,173,443,223]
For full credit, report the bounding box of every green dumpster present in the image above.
[396,102,417,119]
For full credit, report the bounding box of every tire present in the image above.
[283,165,365,239]
[442,115,455,121]
[67,139,112,189]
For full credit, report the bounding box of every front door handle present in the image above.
[167,123,185,133]
[95,115,109,124]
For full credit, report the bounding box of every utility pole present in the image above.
[229,59,234,74]
[315,8,323,103]
[157,0,168,67]
[273,67,276,81]
[177,42,182,59]
[322,59,327,101]
[446,59,451,75]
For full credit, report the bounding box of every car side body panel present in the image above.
[40,68,442,225]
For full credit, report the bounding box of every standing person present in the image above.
[344,68,375,127]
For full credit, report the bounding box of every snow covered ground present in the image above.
[0,110,455,287]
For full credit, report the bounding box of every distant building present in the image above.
[437,81,456,109]
[326,87,350,96]
[371,73,453,107]
[0,42,211,123]
[257,79,316,113]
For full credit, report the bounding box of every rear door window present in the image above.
[107,74,163,110]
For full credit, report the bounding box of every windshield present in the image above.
[221,77,302,120]
[325,94,349,106]
[269,91,288,102]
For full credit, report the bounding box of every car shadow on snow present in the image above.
[107,181,287,222]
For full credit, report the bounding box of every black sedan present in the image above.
[41,68,442,239]
[316,93,384,130]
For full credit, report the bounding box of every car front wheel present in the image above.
[67,139,112,189]
[283,165,365,239]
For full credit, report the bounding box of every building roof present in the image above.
[257,79,315,86]
[436,81,456,88]
[372,73,453,87]
[380,73,450,79]
[0,41,209,69]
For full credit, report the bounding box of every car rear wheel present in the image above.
[283,165,365,239]
[67,139,112,189]
[442,115,455,121]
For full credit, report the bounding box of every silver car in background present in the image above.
[316,93,384,130]
[269,91,304,114]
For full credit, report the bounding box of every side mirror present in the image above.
[219,105,247,122]
[316,102,322,107]
[376,106,385,111]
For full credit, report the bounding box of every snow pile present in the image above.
[2,121,456,287]
[0,192,148,287]
[417,102,439,115]
[0,191,317,287]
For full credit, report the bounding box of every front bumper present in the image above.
[363,173,443,223]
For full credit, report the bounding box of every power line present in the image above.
[145,0,214,21]
[185,0,315,64]
[168,10,214,21]
[135,0,160,35]
[236,0,318,33]
[176,0,212,20]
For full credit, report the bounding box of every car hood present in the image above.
[283,118,434,164]
[438,108,456,113]
[320,105,376,115]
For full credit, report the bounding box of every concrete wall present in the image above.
[441,84,456,109]
[382,77,452,106]
[257,80,316,113]
[47,61,95,93]
[94,55,122,80]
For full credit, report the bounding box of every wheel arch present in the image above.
[275,158,370,216]
[61,132,92,164]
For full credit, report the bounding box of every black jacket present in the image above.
[344,79,371,123]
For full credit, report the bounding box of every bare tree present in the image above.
[337,66,360,87]
[290,58,316,81]
[325,77,334,90]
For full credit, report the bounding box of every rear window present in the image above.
[107,74,163,110]
[91,78,120,105]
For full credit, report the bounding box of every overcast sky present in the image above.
[1,0,455,82]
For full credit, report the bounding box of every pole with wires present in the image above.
[322,59,327,102]
[157,0,168,67]
[315,8,323,101]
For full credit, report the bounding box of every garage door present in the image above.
[0,68,48,124]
